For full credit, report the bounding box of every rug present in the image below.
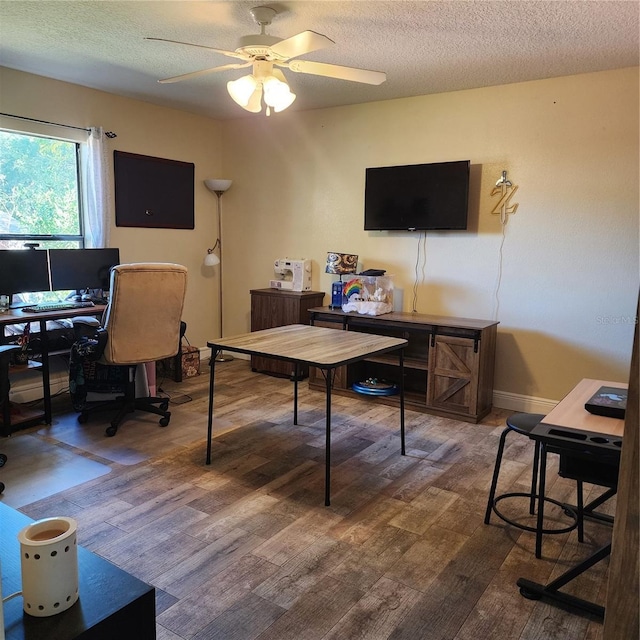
[0,434,111,508]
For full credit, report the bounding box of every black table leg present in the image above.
[206,347,219,465]
[40,318,52,423]
[293,362,299,425]
[399,348,405,455]
[325,366,332,506]
[517,543,610,619]
[535,443,547,558]
[561,487,616,530]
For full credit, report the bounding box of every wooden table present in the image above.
[206,324,407,505]
[1,305,106,431]
[0,503,155,639]
[539,378,625,437]
[517,378,627,618]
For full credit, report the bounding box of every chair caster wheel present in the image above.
[160,402,169,412]
[78,413,88,424]
[0,453,7,467]
[0,481,4,494]
[105,425,118,437]
[159,414,171,427]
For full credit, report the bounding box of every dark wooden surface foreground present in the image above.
[2,359,617,640]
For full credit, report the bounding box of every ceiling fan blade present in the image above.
[159,62,252,84]
[269,30,334,60]
[145,37,249,61]
[286,60,386,85]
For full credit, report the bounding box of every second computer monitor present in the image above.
[49,248,120,292]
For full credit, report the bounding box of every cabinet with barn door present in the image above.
[307,307,498,423]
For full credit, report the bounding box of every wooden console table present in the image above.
[308,307,498,423]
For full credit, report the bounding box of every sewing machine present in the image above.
[269,258,312,292]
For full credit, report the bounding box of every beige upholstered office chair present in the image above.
[70,263,187,437]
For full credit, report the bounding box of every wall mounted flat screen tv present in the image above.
[364,160,470,231]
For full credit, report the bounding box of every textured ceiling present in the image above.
[0,1,638,121]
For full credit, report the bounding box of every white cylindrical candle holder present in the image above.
[17,516,79,617]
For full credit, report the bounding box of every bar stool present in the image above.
[485,412,579,558]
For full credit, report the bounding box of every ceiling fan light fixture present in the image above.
[245,85,264,113]
[227,74,258,107]
[272,89,296,113]
[263,72,296,112]
[151,5,387,114]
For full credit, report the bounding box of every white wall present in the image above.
[220,67,639,404]
[2,66,638,406]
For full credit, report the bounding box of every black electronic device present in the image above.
[0,249,51,301]
[584,385,627,419]
[358,269,386,276]
[364,160,470,231]
[49,248,120,293]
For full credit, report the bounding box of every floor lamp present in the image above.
[204,178,234,362]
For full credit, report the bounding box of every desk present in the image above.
[206,324,407,505]
[517,378,627,619]
[0,305,106,432]
[0,502,156,640]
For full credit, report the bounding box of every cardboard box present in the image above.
[156,345,200,381]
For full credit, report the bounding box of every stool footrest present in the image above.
[492,492,578,535]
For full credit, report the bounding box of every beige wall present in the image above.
[0,66,224,350]
[220,67,639,405]
[1,65,638,406]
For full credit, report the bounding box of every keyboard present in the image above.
[21,301,96,313]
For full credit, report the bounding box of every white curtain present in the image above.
[81,127,109,248]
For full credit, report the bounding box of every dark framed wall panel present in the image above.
[114,151,195,229]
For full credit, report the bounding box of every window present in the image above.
[0,129,85,303]
[0,129,83,250]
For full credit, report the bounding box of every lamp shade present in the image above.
[263,69,296,112]
[227,65,296,114]
[204,250,220,267]
[204,179,232,193]
[227,75,258,107]
[325,252,358,275]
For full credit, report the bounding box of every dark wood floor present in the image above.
[2,360,616,640]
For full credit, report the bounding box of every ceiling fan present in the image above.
[147,5,386,115]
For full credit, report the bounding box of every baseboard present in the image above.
[492,389,558,414]
[10,349,555,415]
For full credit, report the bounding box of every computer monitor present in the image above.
[0,249,51,296]
[49,248,120,293]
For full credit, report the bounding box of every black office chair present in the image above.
[1,344,20,494]
[485,412,580,558]
[69,263,188,437]
[0,451,6,494]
